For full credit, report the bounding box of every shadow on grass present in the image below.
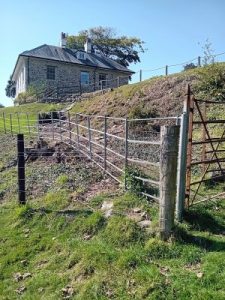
[183,208,225,234]
[20,207,93,219]
[174,226,225,252]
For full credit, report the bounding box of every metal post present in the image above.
[3,112,6,134]
[10,114,13,136]
[68,112,72,145]
[198,56,201,67]
[139,69,142,82]
[87,116,92,159]
[165,65,168,76]
[124,118,128,189]
[117,77,120,88]
[104,116,107,170]
[26,113,31,138]
[51,112,55,140]
[17,134,26,204]
[75,114,80,154]
[59,113,62,142]
[159,125,180,240]
[16,112,20,133]
[37,113,40,140]
[176,112,189,221]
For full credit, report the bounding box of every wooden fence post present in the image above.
[3,112,6,134]
[139,69,142,82]
[17,134,26,204]
[16,112,21,133]
[10,114,13,136]
[51,112,55,140]
[165,65,168,76]
[159,125,180,240]
[26,113,31,138]
[68,112,72,145]
[59,113,62,142]
[124,118,128,189]
[87,116,92,159]
[75,114,80,155]
[104,116,107,171]
[198,56,201,67]
[37,113,40,140]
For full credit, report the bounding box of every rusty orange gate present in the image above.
[176,86,225,221]
[185,87,225,207]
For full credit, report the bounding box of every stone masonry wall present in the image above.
[28,57,130,95]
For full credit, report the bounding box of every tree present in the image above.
[183,63,197,71]
[5,75,16,98]
[0,103,4,108]
[66,26,145,67]
[202,39,215,66]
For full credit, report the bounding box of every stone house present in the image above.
[10,33,134,99]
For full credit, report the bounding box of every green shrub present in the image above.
[194,63,225,100]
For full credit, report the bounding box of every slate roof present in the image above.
[20,44,134,73]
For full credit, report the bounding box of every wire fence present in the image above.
[0,110,180,202]
[133,51,225,83]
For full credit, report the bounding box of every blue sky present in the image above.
[1,0,225,106]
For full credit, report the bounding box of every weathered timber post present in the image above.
[124,118,128,189]
[68,112,72,145]
[17,134,26,204]
[139,69,142,82]
[165,65,168,76]
[75,114,80,155]
[159,125,180,240]
[59,113,62,142]
[198,56,201,67]
[87,116,92,159]
[10,114,13,136]
[117,77,120,88]
[26,113,31,138]
[104,116,107,170]
[51,112,55,140]
[16,112,21,133]
[3,112,6,134]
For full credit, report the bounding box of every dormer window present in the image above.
[77,52,85,60]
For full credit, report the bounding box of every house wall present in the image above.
[27,57,130,94]
[15,59,27,97]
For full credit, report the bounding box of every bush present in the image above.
[14,86,38,105]
[194,63,225,100]
[183,63,197,71]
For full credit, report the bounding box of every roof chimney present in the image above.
[60,32,67,48]
[84,38,92,53]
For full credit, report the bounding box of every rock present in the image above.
[133,207,142,213]
[196,272,203,278]
[101,201,113,217]
[101,201,113,210]
[13,273,23,282]
[15,286,26,294]
[20,260,28,266]
[62,285,74,298]
[138,220,152,228]
[23,273,32,279]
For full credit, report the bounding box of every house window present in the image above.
[80,71,90,85]
[99,74,107,88]
[47,66,55,80]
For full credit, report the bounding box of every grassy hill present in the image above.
[1,63,225,299]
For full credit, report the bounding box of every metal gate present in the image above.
[185,86,225,207]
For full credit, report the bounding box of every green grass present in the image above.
[0,185,225,299]
[0,102,67,134]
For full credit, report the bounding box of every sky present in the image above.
[1,0,225,106]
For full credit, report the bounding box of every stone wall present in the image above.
[27,57,130,96]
